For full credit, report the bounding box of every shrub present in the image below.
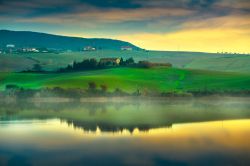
[100,84,108,92]
[32,64,43,72]
[88,82,97,90]
[5,84,19,90]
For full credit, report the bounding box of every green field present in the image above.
[1,67,250,92]
[1,50,250,73]
[1,51,250,93]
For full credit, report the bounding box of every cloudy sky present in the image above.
[0,0,249,52]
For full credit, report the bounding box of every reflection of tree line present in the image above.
[64,119,155,133]
[0,101,166,132]
[1,100,250,132]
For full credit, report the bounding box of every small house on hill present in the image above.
[121,46,133,51]
[6,44,15,48]
[6,44,15,53]
[83,46,96,51]
[100,58,121,66]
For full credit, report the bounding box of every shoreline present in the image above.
[1,95,250,103]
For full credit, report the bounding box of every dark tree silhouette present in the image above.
[88,82,97,91]
[100,84,108,92]
[125,57,135,65]
[32,64,43,72]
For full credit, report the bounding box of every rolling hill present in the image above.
[0,30,140,51]
[1,67,250,92]
[1,51,250,73]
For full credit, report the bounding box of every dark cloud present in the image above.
[188,0,217,8]
[78,0,141,9]
[0,0,249,37]
[0,0,249,17]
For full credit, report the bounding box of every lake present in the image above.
[0,97,250,166]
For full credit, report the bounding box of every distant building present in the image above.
[6,44,15,48]
[20,48,39,53]
[100,58,121,65]
[83,46,96,51]
[6,44,15,53]
[121,46,133,51]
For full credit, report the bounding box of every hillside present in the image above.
[1,67,250,92]
[1,51,250,73]
[0,30,140,51]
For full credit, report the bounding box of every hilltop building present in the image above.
[83,46,96,51]
[20,48,39,53]
[6,44,15,53]
[6,44,15,48]
[100,58,121,66]
[121,46,133,51]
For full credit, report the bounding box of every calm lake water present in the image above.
[0,97,250,166]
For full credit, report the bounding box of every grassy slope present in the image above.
[2,51,250,73]
[186,55,250,72]
[1,67,250,92]
[0,55,35,71]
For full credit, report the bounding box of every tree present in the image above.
[73,61,77,69]
[88,82,97,91]
[32,64,43,72]
[126,57,135,65]
[100,84,108,92]
[89,58,98,67]
[120,57,125,66]
[5,84,19,90]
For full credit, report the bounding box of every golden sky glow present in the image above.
[118,28,250,53]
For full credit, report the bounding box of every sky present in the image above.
[0,0,250,53]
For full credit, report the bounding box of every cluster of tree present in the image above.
[119,57,135,66]
[86,82,131,96]
[61,58,101,72]
[58,57,136,72]
[21,57,172,73]
[2,83,133,99]
[21,64,45,73]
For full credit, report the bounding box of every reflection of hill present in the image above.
[1,98,250,132]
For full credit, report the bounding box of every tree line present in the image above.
[3,83,250,100]
[59,57,135,72]
[22,57,172,73]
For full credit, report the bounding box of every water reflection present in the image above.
[0,119,249,166]
[0,98,250,165]
[1,97,250,132]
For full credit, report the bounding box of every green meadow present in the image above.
[1,51,250,93]
[1,67,250,93]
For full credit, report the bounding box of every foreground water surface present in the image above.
[0,97,250,166]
